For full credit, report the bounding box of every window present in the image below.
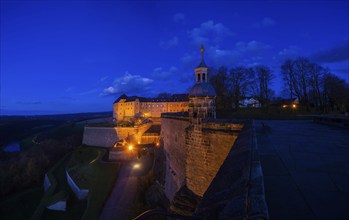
[202,73,206,81]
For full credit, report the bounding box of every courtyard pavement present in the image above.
[255,120,349,220]
[99,151,153,220]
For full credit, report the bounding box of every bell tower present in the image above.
[194,45,209,83]
[188,45,216,125]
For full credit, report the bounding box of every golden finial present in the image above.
[200,44,205,60]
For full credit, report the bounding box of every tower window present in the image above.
[202,73,206,82]
[197,73,201,82]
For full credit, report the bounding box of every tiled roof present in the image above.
[196,59,208,68]
[114,93,189,103]
[188,82,216,97]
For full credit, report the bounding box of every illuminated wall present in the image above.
[113,100,188,120]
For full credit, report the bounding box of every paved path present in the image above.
[99,152,153,220]
[256,120,349,220]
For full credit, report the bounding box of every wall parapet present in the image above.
[161,112,189,121]
[195,120,269,219]
[44,174,51,192]
[313,115,349,129]
[66,170,89,200]
[82,127,119,148]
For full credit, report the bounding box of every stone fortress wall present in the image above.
[161,116,190,200]
[82,127,119,147]
[161,114,244,199]
[186,122,243,196]
[82,122,153,148]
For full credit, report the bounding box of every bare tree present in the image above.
[253,65,274,110]
[294,57,312,110]
[322,73,349,112]
[229,66,253,109]
[281,59,295,99]
[210,66,231,110]
[281,57,349,112]
[281,57,312,110]
[308,63,328,110]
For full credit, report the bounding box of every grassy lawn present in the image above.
[0,187,44,220]
[38,154,74,220]
[42,191,86,220]
[82,153,120,220]
[68,147,99,189]
[33,147,119,220]
[67,147,120,220]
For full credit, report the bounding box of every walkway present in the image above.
[256,120,349,220]
[99,151,153,220]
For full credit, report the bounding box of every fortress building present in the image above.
[84,45,267,218]
[188,45,217,124]
[113,94,189,120]
[161,46,245,211]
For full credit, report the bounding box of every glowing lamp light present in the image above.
[133,163,141,169]
[128,145,133,151]
[292,104,297,108]
[156,142,160,147]
[282,105,287,108]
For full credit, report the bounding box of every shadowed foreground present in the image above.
[256,120,349,220]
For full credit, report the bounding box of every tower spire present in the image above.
[197,44,207,68]
[200,44,205,61]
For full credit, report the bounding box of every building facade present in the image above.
[113,94,189,120]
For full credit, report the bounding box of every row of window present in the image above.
[118,109,186,115]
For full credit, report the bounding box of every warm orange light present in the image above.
[156,142,159,147]
[292,104,296,108]
[133,163,141,169]
[128,145,133,151]
[282,105,287,108]
[137,141,140,144]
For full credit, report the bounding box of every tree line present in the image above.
[281,57,349,112]
[0,123,83,198]
[209,57,349,112]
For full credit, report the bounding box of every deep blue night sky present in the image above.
[1,0,348,115]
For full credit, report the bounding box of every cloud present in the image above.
[101,72,154,96]
[235,40,271,52]
[152,66,178,80]
[188,20,233,45]
[209,41,270,66]
[173,12,185,23]
[99,76,109,83]
[253,17,276,28]
[278,45,302,59]
[311,40,349,63]
[159,36,179,49]
[181,40,271,69]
